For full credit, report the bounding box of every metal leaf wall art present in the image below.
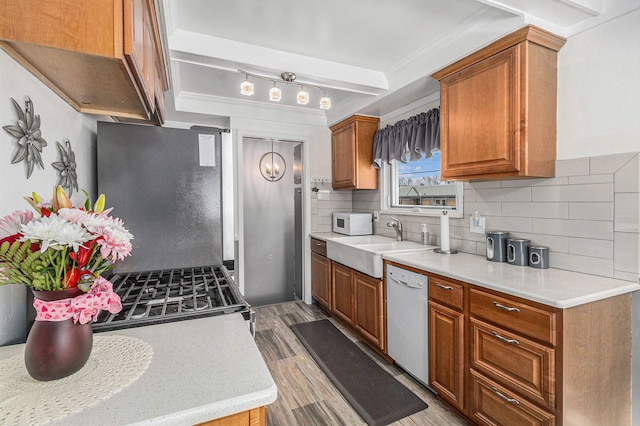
[3,97,48,178]
[52,138,78,196]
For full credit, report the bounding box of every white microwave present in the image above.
[333,213,373,236]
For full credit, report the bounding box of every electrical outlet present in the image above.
[470,215,486,234]
[373,211,380,221]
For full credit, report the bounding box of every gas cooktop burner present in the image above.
[182,298,209,311]
[93,265,250,332]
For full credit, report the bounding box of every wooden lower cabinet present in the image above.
[420,271,632,426]
[429,301,464,410]
[310,252,331,310]
[467,287,632,426]
[470,318,555,411]
[332,263,355,324]
[353,271,385,350]
[331,262,386,352]
[470,370,554,426]
[197,406,267,426]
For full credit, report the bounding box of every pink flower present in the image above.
[95,217,133,261]
[0,210,33,239]
[57,208,92,225]
[1,188,134,291]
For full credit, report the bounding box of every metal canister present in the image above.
[506,238,530,266]
[529,246,549,269]
[486,231,509,262]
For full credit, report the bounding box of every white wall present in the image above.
[557,11,640,424]
[557,9,640,159]
[0,49,101,216]
[0,49,103,345]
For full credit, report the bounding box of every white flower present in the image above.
[20,214,92,252]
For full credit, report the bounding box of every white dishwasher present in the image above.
[386,264,430,387]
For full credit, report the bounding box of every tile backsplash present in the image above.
[310,153,640,282]
[310,187,353,232]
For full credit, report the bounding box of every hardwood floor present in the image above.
[253,301,468,426]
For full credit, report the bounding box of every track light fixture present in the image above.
[238,70,331,109]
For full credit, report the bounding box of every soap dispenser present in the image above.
[421,224,429,245]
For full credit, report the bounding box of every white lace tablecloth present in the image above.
[0,335,153,425]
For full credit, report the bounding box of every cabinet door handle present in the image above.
[492,387,520,405]
[492,331,519,345]
[493,301,520,312]
[436,283,453,290]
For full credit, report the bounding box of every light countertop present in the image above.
[310,231,358,241]
[0,313,277,425]
[383,250,640,308]
[310,232,640,308]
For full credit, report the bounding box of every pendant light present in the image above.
[320,92,332,109]
[259,140,286,182]
[269,82,282,102]
[296,86,309,105]
[240,74,254,96]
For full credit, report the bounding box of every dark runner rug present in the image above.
[290,319,428,426]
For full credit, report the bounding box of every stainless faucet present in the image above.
[387,216,403,241]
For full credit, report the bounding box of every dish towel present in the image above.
[0,335,153,425]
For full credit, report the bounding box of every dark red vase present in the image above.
[25,288,93,381]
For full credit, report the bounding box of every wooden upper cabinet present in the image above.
[330,115,379,190]
[432,26,566,180]
[0,0,168,124]
[124,0,155,112]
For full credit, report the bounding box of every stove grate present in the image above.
[93,265,249,332]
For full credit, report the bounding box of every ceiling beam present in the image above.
[169,29,389,93]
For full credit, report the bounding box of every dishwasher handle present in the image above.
[388,271,424,289]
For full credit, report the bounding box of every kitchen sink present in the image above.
[326,236,435,278]
[330,235,393,245]
[357,241,426,252]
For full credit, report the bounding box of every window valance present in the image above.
[372,108,440,169]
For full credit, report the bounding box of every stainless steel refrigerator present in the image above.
[97,122,225,273]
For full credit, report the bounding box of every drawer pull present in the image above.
[492,387,520,405]
[436,283,453,291]
[492,331,519,345]
[314,242,324,246]
[493,301,520,312]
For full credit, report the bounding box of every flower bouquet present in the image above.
[0,186,133,380]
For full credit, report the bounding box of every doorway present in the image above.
[242,137,303,306]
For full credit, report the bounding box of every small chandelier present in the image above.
[259,140,286,182]
[238,70,331,109]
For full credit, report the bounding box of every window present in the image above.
[382,151,464,217]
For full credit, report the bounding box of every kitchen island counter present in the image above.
[384,250,640,308]
[0,313,277,425]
